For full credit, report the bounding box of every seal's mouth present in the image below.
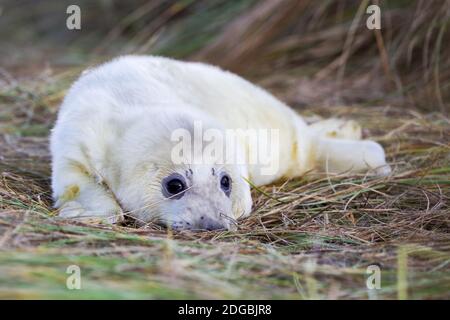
[169,215,234,232]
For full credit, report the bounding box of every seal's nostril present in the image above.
[205,223,224,231]
[199,216,224,231]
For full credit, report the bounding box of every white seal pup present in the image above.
[50,55,390,230]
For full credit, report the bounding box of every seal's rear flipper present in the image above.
[313,137,391,176]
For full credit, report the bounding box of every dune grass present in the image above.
[0,0,449,299]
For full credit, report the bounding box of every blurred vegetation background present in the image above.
[1,0,448,112]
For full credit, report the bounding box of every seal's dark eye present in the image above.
[220,173,231,197]
[167,179,184,194]
[162,174,187,199]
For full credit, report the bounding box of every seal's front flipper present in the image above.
[58,200,122,224]
[53,162,124,224]
[313,137,391,176]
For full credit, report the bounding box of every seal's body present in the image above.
[51,55,389,230]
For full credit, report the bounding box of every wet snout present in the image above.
[196,215,227,231]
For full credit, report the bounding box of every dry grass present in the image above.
[0,0,449,299]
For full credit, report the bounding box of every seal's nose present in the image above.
[198,216,225,231]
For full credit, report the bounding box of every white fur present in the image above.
[51,55,390,229]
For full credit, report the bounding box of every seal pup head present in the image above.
[114,109,252,231]
[150,163,244,231]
